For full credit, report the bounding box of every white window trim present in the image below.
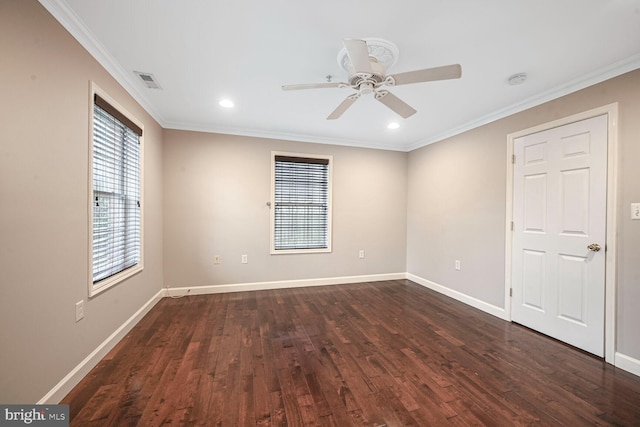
[270,151,333,255]
[88,82,144,297]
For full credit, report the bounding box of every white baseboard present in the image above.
[407,273,508,320]
[165,272,407,297]
[46,272,638,404]
[407,274,640,379]
[39,274,402,403]
[615,352,640,377]
[38,289,165,404]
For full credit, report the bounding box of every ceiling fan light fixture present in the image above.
[219,99,234,108]
[387,122,400,129]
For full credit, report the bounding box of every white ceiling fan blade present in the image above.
[282,82,347,91]
[375,90,416,118]
[327,94,360,120]
[387,64,462,86]
[343,39,373,75]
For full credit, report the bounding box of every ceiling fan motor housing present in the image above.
[348,57,386,91]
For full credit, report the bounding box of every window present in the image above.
[90,88,143,295]
[271,152,332,253]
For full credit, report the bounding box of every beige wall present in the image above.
[407,126,507,306]
[407,69,640,359]
[0,0,164,403]
[2,0,639,405]
[163,130,407,287]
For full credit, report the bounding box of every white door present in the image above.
[512,114,607,357]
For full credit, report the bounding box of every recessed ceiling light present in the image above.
[219,99,234,108]
[387,122,400,129]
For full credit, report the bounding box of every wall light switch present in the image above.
[359,250,365,259]
[632,203,640,220]
[241,254,248,264]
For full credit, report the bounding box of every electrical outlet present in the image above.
[455,260,461,271]
[241,254,248,264]
[213,255,221,264]
[359,250,365,259]
[75,300,84,322]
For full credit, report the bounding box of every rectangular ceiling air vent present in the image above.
[134,71,162,89]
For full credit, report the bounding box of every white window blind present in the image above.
[92,95,141,284]
[273,155,330,251]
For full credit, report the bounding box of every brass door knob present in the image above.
[587,243,601,252]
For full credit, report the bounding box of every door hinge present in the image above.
[510,288,513,297]
[511,221,514,231]
[512,154,516,164]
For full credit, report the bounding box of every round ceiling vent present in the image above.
[337,38,399,72]
[507,73,528,85]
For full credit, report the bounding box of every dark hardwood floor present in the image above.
[62,280,640,426]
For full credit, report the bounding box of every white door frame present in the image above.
[504,103,619,364]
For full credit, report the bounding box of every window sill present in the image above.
[89,264,143,297]
[270,248,332,255]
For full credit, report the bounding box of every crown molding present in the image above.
[37,0,166,126]
[37,0,406,152]
[406,52,640,152]
[38,1,640,153]
[162,121,406,152]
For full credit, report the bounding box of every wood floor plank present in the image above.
[63,280,640,426]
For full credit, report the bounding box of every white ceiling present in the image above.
[41,0,640,151]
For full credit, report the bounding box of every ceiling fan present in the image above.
[282,38,462,120]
